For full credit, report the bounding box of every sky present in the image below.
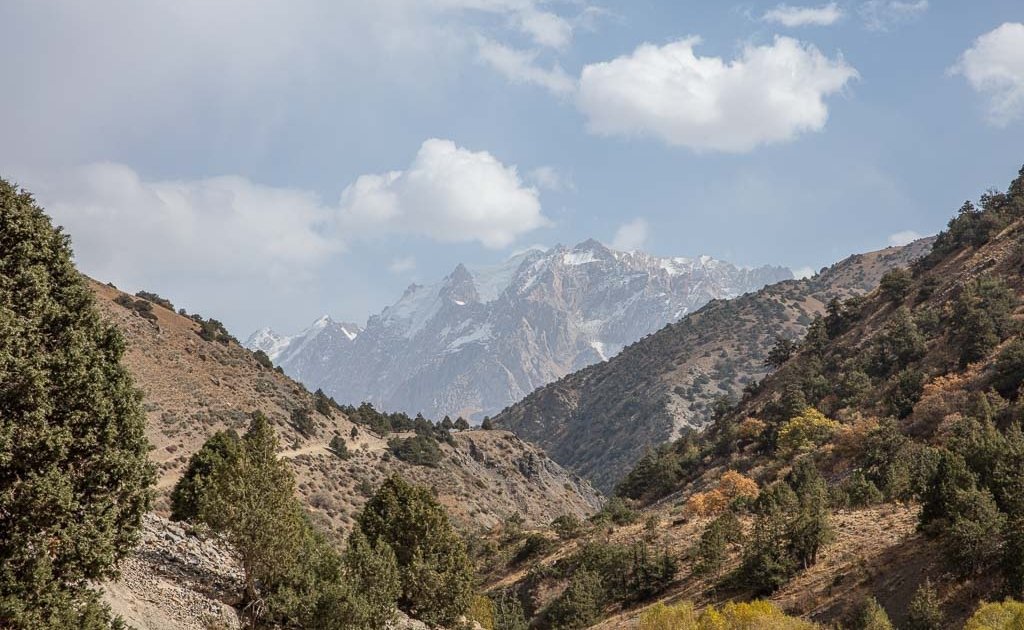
[1,1,1023,336]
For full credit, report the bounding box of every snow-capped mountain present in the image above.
[244,316,361,387]
[246,240,792,420]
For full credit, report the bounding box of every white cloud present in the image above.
[477,38,576,96]
[389,256,417,273]
[950,23,1024,126]
[610,218,649,251]
[888,230,923,246]
[859,1,928,32]
[430,0,577,49]
[32,163,339,283]
[339,138,550,249]
[763,3,844,27]
[792,266,816,279]
[16,138,548,312]
[577,36,858,152]
[527,166,574,191]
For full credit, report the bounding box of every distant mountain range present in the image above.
[246,240,792,420]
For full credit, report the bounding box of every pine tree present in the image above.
[358,475,475,626]
[0,178,155,628]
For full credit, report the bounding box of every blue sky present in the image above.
[1,1,1022,335]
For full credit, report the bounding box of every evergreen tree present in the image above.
[0,179,154,628]
[170,430,241,522]
[906,580,945,630]
[196,412,307,622]
[852,596,894,630]
[786,459,833,569]
[358,475,475,626]
[738,484,798,594]
[493,591,528,630]
[311,528,400,630]
[547,569,603,630]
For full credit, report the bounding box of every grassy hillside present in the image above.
[495,238,932,492]
[89,280,601,535]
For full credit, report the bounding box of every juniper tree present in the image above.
[0,179,154,628]
[358,475,475,626]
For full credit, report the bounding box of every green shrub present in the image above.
[134,290,174,310]
[388,434,443,467]
[551,514,583,540]
[253,349,273,369]
[879,268,913,303]
[291,407,316,437]
[992,339,1024,399]
[329,435,352,460]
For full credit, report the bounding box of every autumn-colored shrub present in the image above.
[777,408,839,455]
[639,599,818,630]
[965,599,1024,630]
[685,471,758,518]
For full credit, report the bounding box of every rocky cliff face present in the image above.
[494,239,935,492]
[248,240,792,420]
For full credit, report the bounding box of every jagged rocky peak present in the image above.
[249,240,793,420]
[440,263,480,305]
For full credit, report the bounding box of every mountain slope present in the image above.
[475,166,1024,630]
[89,280,601,534]
[494,238,933,492]
[249,240,791,420]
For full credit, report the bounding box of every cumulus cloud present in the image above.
[950,23,1024,126]
[477,38,576,96]
[610,218,649,251]
[888,230,923,246]
[576,36,858,152]
[763,3,844,27]
[339,139,550,249]
[859,1,928,32]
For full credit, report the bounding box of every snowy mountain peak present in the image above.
[252,241,793,421]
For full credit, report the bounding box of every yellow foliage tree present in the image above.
[639,600,818,630]
[965,600,1024,630]
[737,417,767,441]
[684,471,759,518]
[777,408,839,455]
[719,471,759,502]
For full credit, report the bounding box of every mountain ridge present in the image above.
[494,238,935,492]
[248,240,793,420]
